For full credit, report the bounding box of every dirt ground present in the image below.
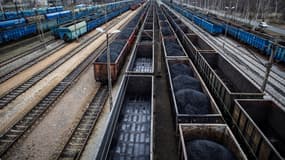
[3,66,99,160]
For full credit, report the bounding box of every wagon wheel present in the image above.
[63,34,70,42]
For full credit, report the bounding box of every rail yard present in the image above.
[0,0,284,160]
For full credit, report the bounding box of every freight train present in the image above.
[0,1,137,44]
[157,5,248,160]
[0,6,64,21]
[53,0,147,41]
[95,1,284,159]
[93,3,148,82]
[166,2,285,63]
[161,4,285,160]
[96,4,153,159]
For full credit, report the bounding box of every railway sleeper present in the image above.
[60,150,79,157]
[73,132,88,137]
[77,126,92,133]
[0,140,13,145]
[71,131,86,141]
[78,121,93,126]
[68,142,84,147]
[77,127,90,132]
[13,125,27,131]
[9,128,24,133]
[84,112,98,117]
[69,138,85,144]
[5,94,16,98]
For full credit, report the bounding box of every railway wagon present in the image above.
[169,3,224,35]
[168,2,285,63]
[158,18,188,58]
[0,1,135,44]
[94,39,131,82]
[0,18,26,29]
[161,5,216,61]
[93,5,148,82]
[196,52,264,114]
[166,59,223,127]
[131,3,140,10]
[54,21,87,41]
[162,6,196,42]
[126,7,154,75]
[183,34,216,61]
[223,23,285,63]
[179,123,247,160]
[2,6,64,21]
[97,75,154,160]
[158,7,189,58]
[54,5,130,42]
[161,36,188,58]
[232,99,285,160]
[127,43,154,74]
[0,23,37,42]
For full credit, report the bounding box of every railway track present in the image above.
[0,37,57,67]
[0,40,65,83]
[0,11,137,157]
[56,86,107,160]
[214,37,285,99]
[166,5,285,107]
[0,20,118,109]
[0,31,53,63]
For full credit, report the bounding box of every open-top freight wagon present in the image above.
[179,123,247,160]
[93,3,148,82]
[232,99,285,160]
[97,75,154,160]
[167,2,285,63]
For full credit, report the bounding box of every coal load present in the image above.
[117,29,133,39]
[125,20,137,28]
[161,27,174,37]
[169,63,193,77]
[173,75,202,92]
[175,89,210,114]
[180,25,189,33]
[186,139,237,160]
[158,14,166,20]
[164,39,185,56]
[97,41,125,62]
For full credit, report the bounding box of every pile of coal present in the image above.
[175,89,210,114]
[158,14,166,20]
[170,63,193,77]
[173,75,202,92]
[97,41,125,62]
[186,139,236,160]
[169,62,211,114]
[164,39,185,56]
[161,27,174,37]
[117,29,133,39]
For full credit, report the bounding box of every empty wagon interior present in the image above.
[239,100,285,157]
[201,53,261,93]
[129,44,153,73]
[107,76,153,159]
[188,34,214,50]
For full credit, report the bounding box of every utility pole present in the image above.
[106,33,113,110]
[0,0,4,13]
[223,6,235,51]
[73,0,79,41]
[261,40,277,92]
